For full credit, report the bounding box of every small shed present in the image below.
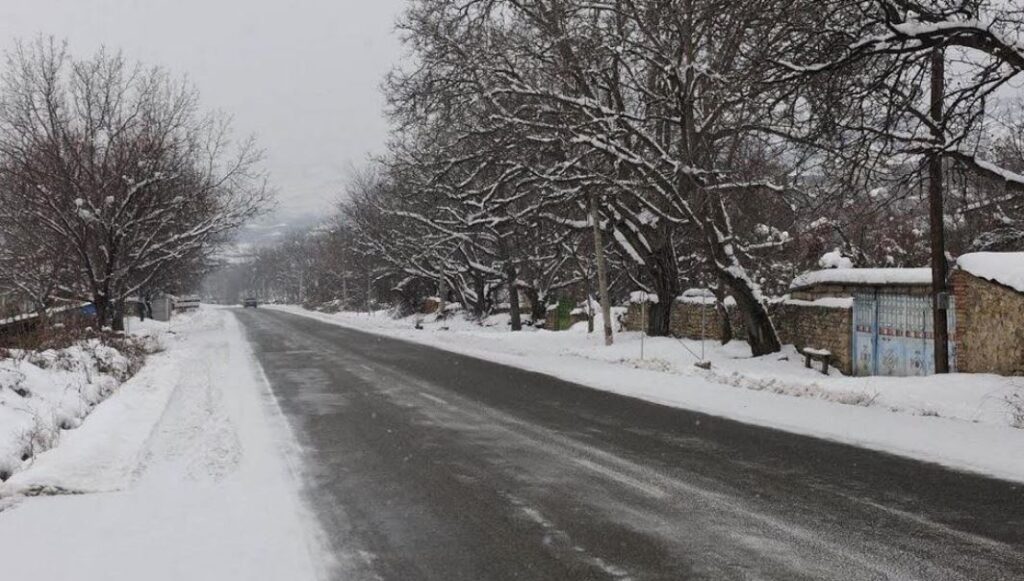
[151,296,173,322]
[953,252,1024,376]
[789,268,953,377]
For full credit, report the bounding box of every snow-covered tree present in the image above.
[0,39,270,328]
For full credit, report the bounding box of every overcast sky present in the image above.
[0,0,407,220]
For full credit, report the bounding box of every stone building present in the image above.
[625,268,945,376]
[621,254,1024,377]
[953,253,1024,376]
[790,269,941,377]
[624,287,857,375]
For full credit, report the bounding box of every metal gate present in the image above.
[852,292,956,376]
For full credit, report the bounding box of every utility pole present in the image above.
[366,268,372,316]
[929,46,950,374]
[437,274,446,318]
[589,192,614,346]
[341,247,349,309]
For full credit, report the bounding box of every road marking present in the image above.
[419,392,451,407]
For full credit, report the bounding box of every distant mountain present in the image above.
[216,209,324,263]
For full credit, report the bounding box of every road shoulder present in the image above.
[0,308,327,581]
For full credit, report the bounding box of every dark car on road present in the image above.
[243,297,258,308]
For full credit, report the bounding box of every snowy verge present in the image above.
[0,327,158,483]
[268,305,1024,484]
[0,308,326,581]
[0,313,198,493]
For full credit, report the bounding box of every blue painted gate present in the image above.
[852,292,956,376]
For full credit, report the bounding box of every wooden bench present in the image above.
[803,348,832,375]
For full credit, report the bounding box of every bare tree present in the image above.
[0,39,270,328]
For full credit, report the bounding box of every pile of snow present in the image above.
[0,338,148,482]
[818,249,853,270]
[791,268,932,290]
[957,252,1024,294]
[269,304,1024,483]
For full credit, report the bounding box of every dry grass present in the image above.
[1,317,157,384]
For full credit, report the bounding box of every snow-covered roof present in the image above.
[680,288,714,298]
[783,297,854,309]
[956,252,1024,294]
[790,268,932,290]
[628,291,659,304]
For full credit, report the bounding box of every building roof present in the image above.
[790,268,932,290]
[956,252,1024,294]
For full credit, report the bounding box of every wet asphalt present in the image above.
[234,308,1024,581]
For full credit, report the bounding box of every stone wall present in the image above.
[621,303,645,333]
[669,300,730,340]
[773,302,853,375]
[622,298,853,374]
[953,270,1024,376]
[791,284,930,301]
[543,311,590,331]
[625,299,750,340]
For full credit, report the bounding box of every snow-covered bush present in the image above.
[0,330,156,482]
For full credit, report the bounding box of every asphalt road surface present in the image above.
[235,308,1024,581]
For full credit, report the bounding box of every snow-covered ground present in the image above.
[0,308,326,580]
[269,304,1024,484]
[0,337,139,482]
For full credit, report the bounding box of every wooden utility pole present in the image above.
[366,268,372,316]
[589,193,614,346]
[929,46,950,374]
[341,248,349,309]
[437,275,447,318]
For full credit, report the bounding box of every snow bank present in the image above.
[269,304,1024,484]
[791,268,931,289]
[957,252,1024,294]
[0,336,151,482]
[0,308,326,581]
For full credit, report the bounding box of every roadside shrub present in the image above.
[0,316,95,352]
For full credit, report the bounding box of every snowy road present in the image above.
[237,308,1024,581]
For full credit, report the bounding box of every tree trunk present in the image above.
[700,197,780,356]
[437,276,447,319]
[590,194,614,346]
[712,286,733,344]
[111,300,126,332]
[524,286,546,324]
[93,295,110,330]
[645,242,680,337]
[717,269,779,356]
[473,275,487,320]
[506,266,522,331]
